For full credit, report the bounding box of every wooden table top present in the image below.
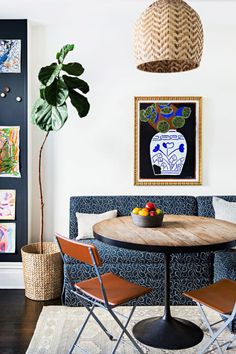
[93,215,236,253]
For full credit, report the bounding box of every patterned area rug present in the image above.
[27,306,235,354]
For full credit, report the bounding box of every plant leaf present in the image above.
[38,63,62,86]
[38,63,56,85]
[40,85,46,99]
[63,75,89,94]
[44,78,69,106]
[32,98,45,124]
[62,63,84,76]
[32,100,53,131]
[32,99,68,131]
[56,44,74,64]
[69,89,90,117]
[51,104,68,131]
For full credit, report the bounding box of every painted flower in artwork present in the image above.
[140,103,191,133]
[0,127,20,177]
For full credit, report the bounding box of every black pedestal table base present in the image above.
[133,316,204,349]
[133,253,204,349]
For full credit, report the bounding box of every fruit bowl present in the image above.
[131,212,164,228]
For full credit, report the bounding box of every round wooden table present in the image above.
[93,214,236,350]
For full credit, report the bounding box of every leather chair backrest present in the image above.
[56,233,101,266]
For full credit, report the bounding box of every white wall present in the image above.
[1,0,236,242]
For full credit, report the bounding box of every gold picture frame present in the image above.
[134,96,202,185]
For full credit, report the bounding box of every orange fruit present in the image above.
[132,207,141,215]
[138,208,149,216]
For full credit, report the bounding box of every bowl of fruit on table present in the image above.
[131,202,164,228]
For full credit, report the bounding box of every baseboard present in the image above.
[0,262,24,289]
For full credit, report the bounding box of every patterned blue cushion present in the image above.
[214,251,236,281]
[197,195,236,218]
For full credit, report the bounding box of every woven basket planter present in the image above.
[134,0,204,73]
[21,242,62,301]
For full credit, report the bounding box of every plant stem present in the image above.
[39,132,50,254]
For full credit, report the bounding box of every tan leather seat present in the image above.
[183,279,236,314]
[75,272,151,306]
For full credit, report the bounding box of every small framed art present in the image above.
[0,126,20,177]
[0,190,16,219]
[134,97,202,185]
[0,40,21,73]
[0,223,16,253]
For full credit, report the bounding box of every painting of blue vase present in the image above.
[150,130,187,175]
[134,97,202,185]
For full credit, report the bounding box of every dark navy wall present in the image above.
[0,20,28,262]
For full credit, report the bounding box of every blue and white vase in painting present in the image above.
[150,130,187,176]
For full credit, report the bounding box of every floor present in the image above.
[0,290,61,354]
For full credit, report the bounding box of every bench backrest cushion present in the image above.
[197,196,236,218]
[70,195,197,239]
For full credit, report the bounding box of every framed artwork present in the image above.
[0,39,21,73]
[134,97,202,185]
[0,126,20,177]
[0,190,16,220]
[0,223,16,253]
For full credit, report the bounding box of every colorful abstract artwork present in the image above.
[0,126,20,177]
[0,190,16,220]
[134,97,202,185]
[0,223,16,253]
[0,40,21,73]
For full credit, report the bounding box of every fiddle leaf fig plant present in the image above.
[32,44,90,253]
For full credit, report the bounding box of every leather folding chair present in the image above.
[184,279,236,354]
[56,234,151,354]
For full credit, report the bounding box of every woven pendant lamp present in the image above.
[134,0,204,73]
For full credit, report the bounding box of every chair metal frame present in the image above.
[56,236,146,354]
[194,301,236,354]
